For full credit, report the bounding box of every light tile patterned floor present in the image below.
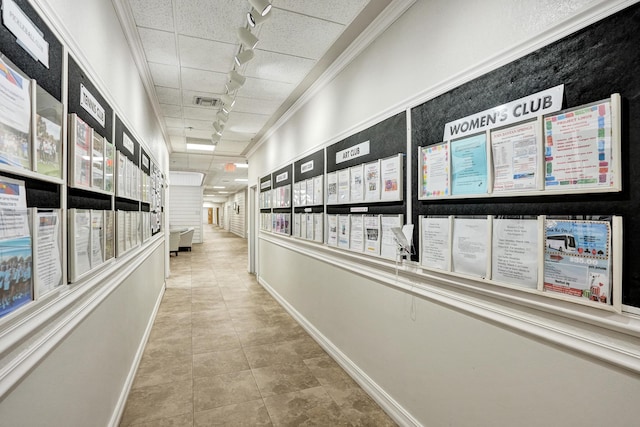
[120,225,396,426]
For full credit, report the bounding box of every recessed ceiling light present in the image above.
[235,178,248,182]
[234,163,248,168]
[212,186,226,189]
[187,143,215,152]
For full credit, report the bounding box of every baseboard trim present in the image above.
[259,276,421,427]
[109,283,166,427]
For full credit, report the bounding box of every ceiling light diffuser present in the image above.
[249,0,272,16]
[187,143,215,152]
[237,27,259,49]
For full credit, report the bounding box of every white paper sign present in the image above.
[2,0,49,67]
[336,141,370,164]
[492,218,538,288]
[421,217,450,270]
[444,85,564,140]
[80,84,106,127]
[452,217,488,278]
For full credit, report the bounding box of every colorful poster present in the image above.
[544,100,613,189]
[420,143,449,198]
[492,218,538,288]
[0,56,30,170]
[452,217,488,278]
[381,155,402,201]
[35,85,63,178]
[364,161,380,201]
[543,219,611,304]
[491,122,538,192]
[451,134,488,195]
[72,116,92,187]
[420,216,450,271]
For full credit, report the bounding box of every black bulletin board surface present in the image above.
[0,0,63,100]
[294,149,324,181]
[272,164,292,188]
[260,175,271,192]
[140,148,150,175]
[410,3,640,307]
[67,56,113,139]
[326,112,407,215]
[114,115,139,165]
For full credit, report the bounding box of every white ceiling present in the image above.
[118,0,391,197]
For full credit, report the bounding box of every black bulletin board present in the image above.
[272,164,292,189]
[294,149,324,181]
[114,115,139,165]
[140,148,150,175]
[67,56,113,140]
[326,112,406,215]
[260,175,271,193]
[0,0,63,100]
[410,3,640,307]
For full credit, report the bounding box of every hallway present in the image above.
[120,225,396,426]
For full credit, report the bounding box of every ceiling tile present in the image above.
[232,95,281,115]
[257,9,344,59]
[167,127,185,136]
[186,128,213,140]
[149,62,180,88]
[160,103,183,118]
[129,0,175,31]
[188,155,214,169]
[155,86,182,104]
[182,89,221,107]
[183,106,217,121]
[165,117,184,128]
[244,50,316,84]
[178,35,237,72]
[273,0,369,25]
[184,118,213,130]
[236,77,292,101]
[170,134,186,145]
[174,0,246,43]
[224,112,269,134]
[215,140,250,155]
[138,27,178,65]
[180,67,228,93]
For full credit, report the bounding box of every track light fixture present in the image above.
[248,0,272,16]
[237,27,259,49]
[211,133,221,144]
[229,70,246,86]
[213,121,224,135]
[235,48,254,66]
[220,93,235,107]
[247,8,270,27]
[216,111,229,122]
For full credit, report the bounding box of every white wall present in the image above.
[168,185,203,243]
[228,190,247,238]
[249,0,640,425]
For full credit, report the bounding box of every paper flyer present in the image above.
[73,116,92,187]
[350,164,364,203]
[544,100,613,189]
[381,155,401,201]
[491,122,538,192]
[35,85,63,178]
[491,218,538,288]
[293,213,301,237]
[305,179,313,206]
[327,215,338,246]
[327,172,337,204]
[452,217,488,278]
[451,134,488,195]
[314,213,323,243]
[338,169,350,203]
[420,216,450,270]
[35,211,62,296]
[92,133,105,190]
[543,219,611,303]
[0,56,30,170]
[364,215,381,255]
[90,210,104,267]
[305,214,313,240]
[313,175,323,205]
[380,215,403,260]
[73,210,91,277]
[338,215,350,249]
[420,143,449,198]
[364,161,380,201]
[350,215,364,252]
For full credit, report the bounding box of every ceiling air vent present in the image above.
[192,96,220,107]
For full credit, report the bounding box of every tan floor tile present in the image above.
[237,324,307,347]
[262,386,350,427]
[192,328,241,354]
[193,370,262,412]
[120,380,192,426]
[252,360,320,397]
[193,348,249,377]
[143,336,192,359]
[131,353,192,389]
[324,386,397,427]
[243,341,303,369]
[304,355,358,390]
[126,412,193,427]
[194,399,272,426]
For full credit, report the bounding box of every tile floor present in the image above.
[120,225,396,426]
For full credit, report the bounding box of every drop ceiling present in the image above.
[116,0,392,196]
